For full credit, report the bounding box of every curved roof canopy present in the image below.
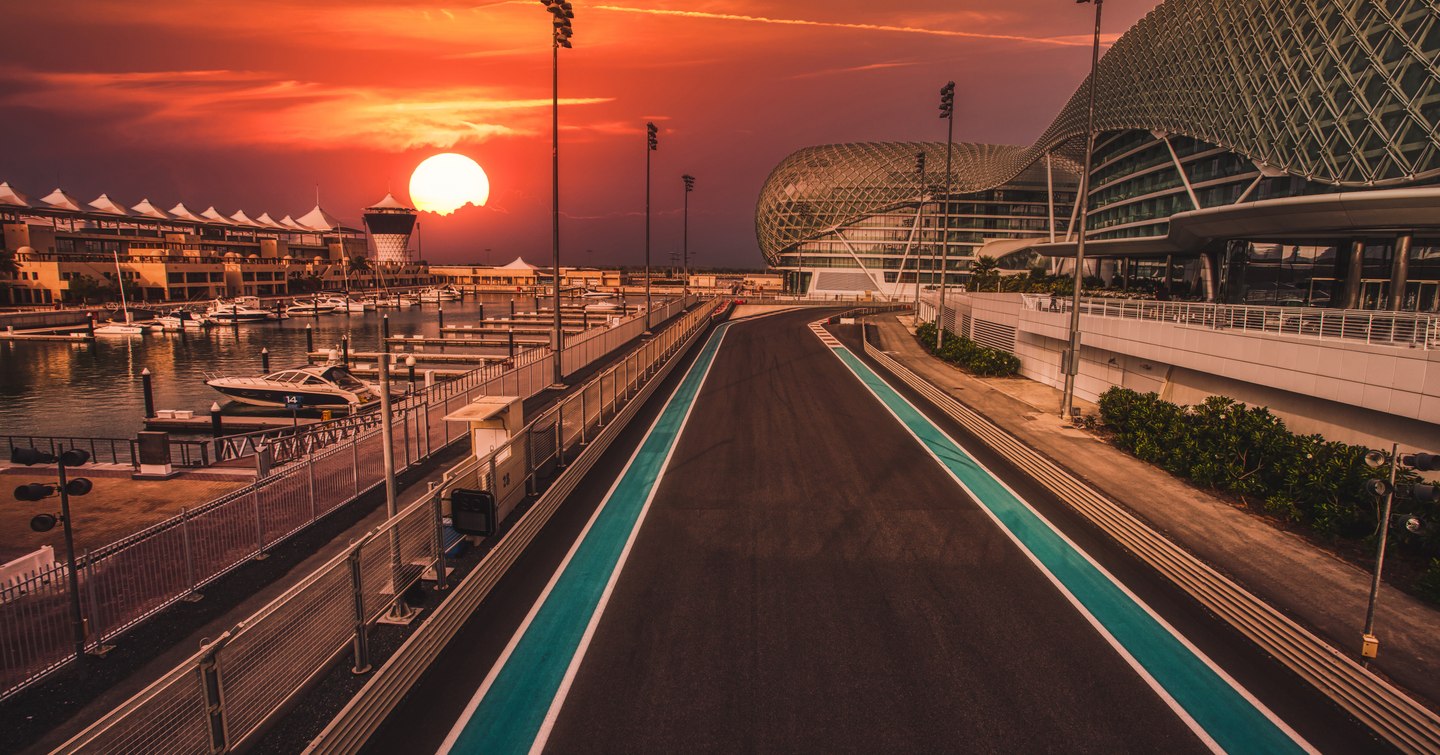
[297,204,342,231]
[200,206,233,225]
[131,198,171,219]
[756,142,1080,263]
[0,182,31,208]
[169,202,204,222]
[40,188,84,212]
[255,212,286,229]
[366,192,414,211]
[88,193,130,216]
[756,0,1440,262]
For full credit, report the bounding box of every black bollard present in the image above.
[509,299,515,320]
[407,357,416,387]
[477,303,484,322]
[583,308,590,329]
[260,347,270,372]
[508,328,515,357]
[342,336,350,368]
[437,307,445,338]
[382,314,390,341]
[141,367,155,418]
[210,402,223,438]
[87,313,95,337]
[305,323,314,353]
[274,301,283,320]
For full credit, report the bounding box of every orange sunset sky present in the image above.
[0,1,1160,268]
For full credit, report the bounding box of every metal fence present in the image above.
[0,300,685,703]
[1,435,213,470]
[1022,295,1440,349]
[54,298,717,754]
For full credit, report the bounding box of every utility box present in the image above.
[443,396,527,527]
[1361,633,1380,659]
[133,431,176,479]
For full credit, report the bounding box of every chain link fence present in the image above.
[54,298,716,754]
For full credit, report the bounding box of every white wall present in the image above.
[921,291,1440,451]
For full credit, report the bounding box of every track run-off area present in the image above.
[367,308,1387,754]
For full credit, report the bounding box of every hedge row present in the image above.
[915,321,1020,377]
[1097,388,1440,601]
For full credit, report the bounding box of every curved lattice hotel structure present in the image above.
[758,0,1440,310]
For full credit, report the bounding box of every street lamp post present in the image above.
[1061,0,1105,419]
[682,174,695,296]
[1360,448,1440,661]
[645,122,658,333]
[544,0,573,386]
[936,81,955,351]
[12,447,94,658]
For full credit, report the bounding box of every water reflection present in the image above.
[0,294,583,439]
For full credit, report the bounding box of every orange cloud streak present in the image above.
[1,69,613,151]
[591,6,1095,46]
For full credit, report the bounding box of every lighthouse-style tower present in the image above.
[362,193,418,264]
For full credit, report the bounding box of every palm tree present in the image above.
[0,248,19,278]
[970,255,999,291]
[346,255,371,292]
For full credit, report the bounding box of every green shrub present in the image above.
[914,321,1020,377]
[1096,387,1428,545]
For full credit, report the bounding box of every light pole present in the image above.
[1360,448,1439,661]
[543,0,574,386]
[1061,0,1105,419]
[376,330,416,623]
[936,81,955,351]
[914,150,926,310]
[682,174,695,296]
[645,122,657,333]
[12,447,93,658]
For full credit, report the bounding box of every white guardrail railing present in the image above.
[857,322,1440,753]
[53,299,718,755]
[1023,294,1440,349]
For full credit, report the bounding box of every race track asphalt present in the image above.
[366,308,1385,754]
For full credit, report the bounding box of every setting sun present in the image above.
[408,153,490,216]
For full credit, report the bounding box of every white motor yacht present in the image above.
[205,364,383,410]
[207,297,273,323]
[319,296,367,314]
[418,286,461,302]
[286,298,340,317]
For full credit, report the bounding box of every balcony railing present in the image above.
[1023,295,1440,349]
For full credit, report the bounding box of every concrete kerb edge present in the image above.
[854,325,1440,753]
[302,310,716,755]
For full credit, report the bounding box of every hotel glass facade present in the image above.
[756,142,1079,297]
[759,0,1440,310]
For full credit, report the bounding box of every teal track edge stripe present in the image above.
[445,322,732,755]
[829,343,1311,755]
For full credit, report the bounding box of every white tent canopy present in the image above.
[279,214,305,230]
[229,209,261,227]
[499,257,541,270]
[255,212,286,229]
[131,198,171,219]
[169,202,204,222]
[366,192,412,211]
[88,193,130,216]
[297,204,342,231]
[40,188,84,212]
[200,206,233,225]
[0,181,30,208]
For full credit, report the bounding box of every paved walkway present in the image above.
[870,313,1440,708]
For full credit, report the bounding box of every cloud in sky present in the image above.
[1,68,613,151]
[0,0,1162,267]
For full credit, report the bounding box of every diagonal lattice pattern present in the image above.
[758,0,1440,263]
[755,142,1081,264]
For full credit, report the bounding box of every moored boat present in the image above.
[205,364,384,410]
